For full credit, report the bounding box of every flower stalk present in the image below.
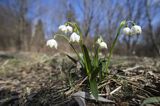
[106,21,126,74]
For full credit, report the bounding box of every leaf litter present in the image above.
[0,53,160,106]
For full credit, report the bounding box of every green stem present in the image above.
[69,43,82,62]
[95,46,99,67]
[54,34,81,63]
[54,34,69,41]
[69,22,91,78]
[80,42,91,78]
[106,21,126,75]
[78,28,90,78]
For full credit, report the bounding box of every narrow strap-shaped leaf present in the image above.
[90,67,100,81]
[82,44,92,77]
[93,46,99,67]
[66,54,77,64]
[90,79,98,100]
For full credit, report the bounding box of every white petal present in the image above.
[96,38,102,44]
[123,27,131,36]
[131,25,142,35]
[66,25,73,33]
[70,32,80,43]
[58,25,67,33]
[58,25,66,30]
[99,42,107,49]
[46,39,58,49]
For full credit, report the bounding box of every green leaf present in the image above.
[90,67,100,80]
[93,47,99,67]
[90,79,98,100]
[66,54,77,64]
[82,44,92,76]
[102,60,107,75]
[141,97,160,106]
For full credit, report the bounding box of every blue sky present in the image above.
[26,0,85,38]
[0,0,160,38]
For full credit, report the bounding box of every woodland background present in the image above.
[0,0,160,57]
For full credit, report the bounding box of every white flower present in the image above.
[131,25,142,35]
[96,38,103,44]
[70,32,80,43]
[58,25,73,34]
[123,27,131,36]
[46,39,58,49]
[99,42,107,49]
[96,37,107,49]
[66,25,73,33]
[58,25,67,33]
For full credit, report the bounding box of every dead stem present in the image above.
[65,77,88,96]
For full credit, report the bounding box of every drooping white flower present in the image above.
[66,25,73,33]
[96,38,103,44]
[131,25,142,35]
[99,42,107,49]
[46,39,58,49]
[96,37,107,49]
[123,27,131,36]
[70,32,80,43]
[58,25,67,33]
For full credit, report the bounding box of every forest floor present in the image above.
[0,52,160,106]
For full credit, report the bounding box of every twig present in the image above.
[98,82,108,89]
[110,86,122,95]
[123,65,141,72]
[65,77,88,96]
[98,94,108,96]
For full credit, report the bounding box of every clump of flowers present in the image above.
[46,20,142,99]
[59,24,73,33]
[122,22,142,36]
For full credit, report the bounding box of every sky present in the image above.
[28,0,160,36]
[25,0,85,38]
[0,0,160,38]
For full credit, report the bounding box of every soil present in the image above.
[0,52,160,106]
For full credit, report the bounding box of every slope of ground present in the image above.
[0,52,159,105]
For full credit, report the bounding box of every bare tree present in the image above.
[31,19,45,52]
[143,0,160,55]
[70,0,105,37]
[0,0,32,51]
